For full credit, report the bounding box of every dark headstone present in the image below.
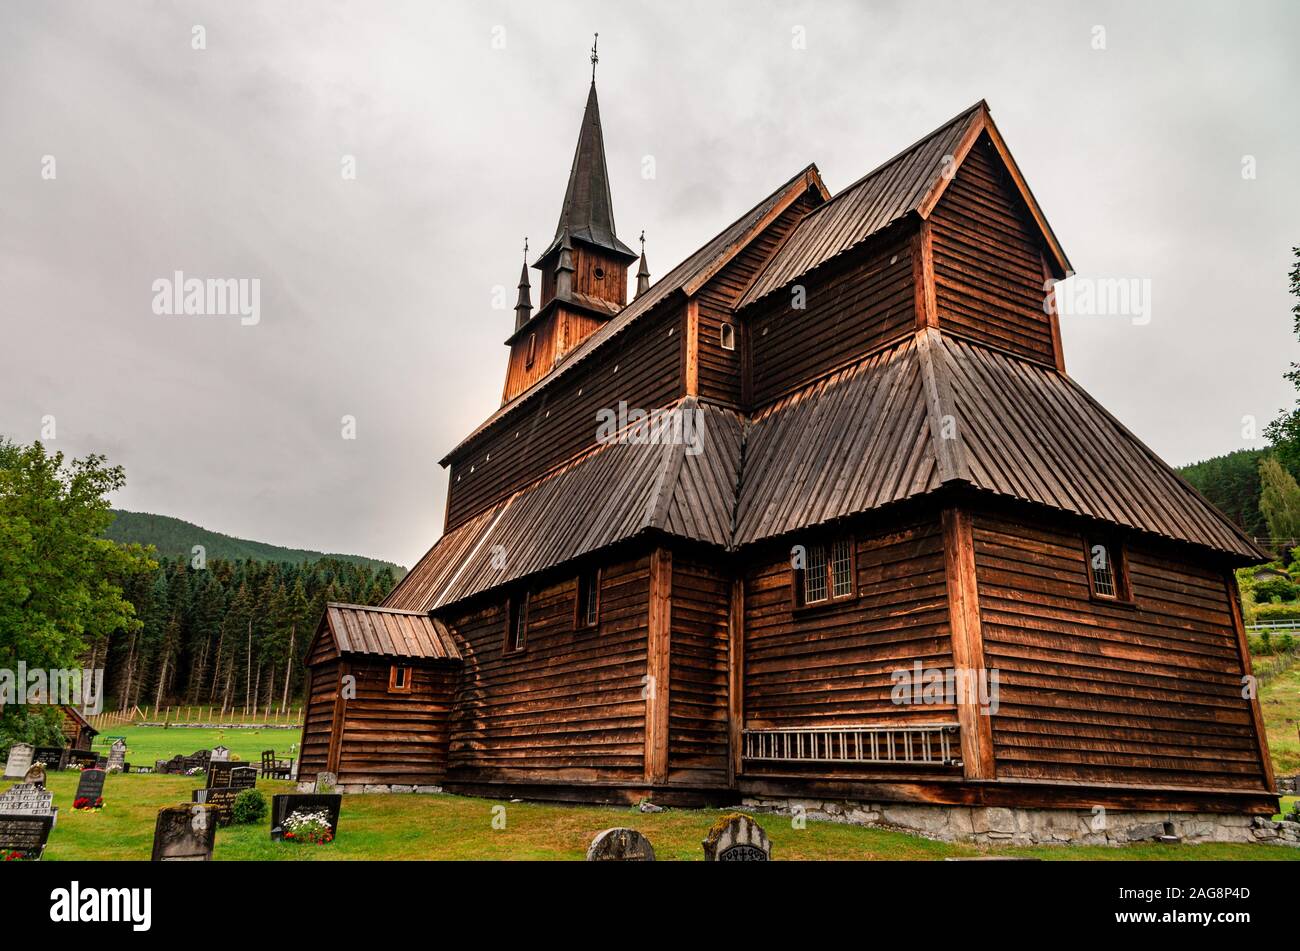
[586,827,656,861]
[3,743,34,780]
[74,768,106,808]
[191,787,238,826]
[0,814,54,860]
[65,749,98,770]
[151,805,216,861]
[229,766,256,790]
[32,747,67,771]
[702,813,771,862]
[270,794,341,842]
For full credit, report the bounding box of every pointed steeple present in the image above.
[514,238,533,331]
[635,230,650,298]
[537,76,637,264]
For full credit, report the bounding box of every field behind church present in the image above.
[19,768,1300,862]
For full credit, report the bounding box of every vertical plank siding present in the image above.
[972,513,1269,791]
[746,228,916,409]
[668,554,732,785]
[743,519,955,731]
[929,133,1057,367]
[445,555,651,784]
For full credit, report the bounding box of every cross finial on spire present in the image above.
[523,236,529,262]
[591,33,599,83]
[639,229,645,252]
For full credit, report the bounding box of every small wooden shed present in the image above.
[59,704,98,750]
[297,603,462,789]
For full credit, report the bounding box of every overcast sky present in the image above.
[2,1,1297,568]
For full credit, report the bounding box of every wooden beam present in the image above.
[683,299,700,397]
[645,547,673,784]
[727,573,745,786]
[1225,570,1277,794]
[916,108,986,220]
[911,221,938,330]
[326,658,350,775]
[941,507,995,781]
[1041,252,1066,374]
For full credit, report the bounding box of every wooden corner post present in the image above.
[1225,570,1277,794]
[727,573,745,786]
[326,658,350,775]
[645,547,673,785]
[941,508,995,780]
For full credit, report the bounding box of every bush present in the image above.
[1252,602,1300,623]
[231,789,267,825]
[1255,577,1299,603]
[0,707,66,762]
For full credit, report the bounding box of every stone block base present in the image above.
[299,782,444,795]
[740,797,1295,847]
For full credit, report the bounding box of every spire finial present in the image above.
[639,229,645,252]
[590,33,599,83]
[523,236,529,263]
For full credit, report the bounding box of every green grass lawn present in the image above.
[13,770,1297,861]
[1261,659,1300,777]
[86,725,299,767]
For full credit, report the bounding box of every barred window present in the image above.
[831,538,854,598]
[1089,542,1117,598]
[505,592,529,653]
[803,544,828,604]
[576,570,600,628]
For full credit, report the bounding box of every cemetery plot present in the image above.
[271,793,340,844]
[3,742,34,779]
[0,814,54,860]
[151,804,217,861]
[106,739,127,771]
[74,768,106,810]
[586,827,656,861]
[702,814,771,861]
[33,747,68,770]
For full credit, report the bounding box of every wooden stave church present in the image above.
[298,80,1276,821]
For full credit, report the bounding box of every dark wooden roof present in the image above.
[440,164,827,465]
[739,100,1071,309]
[316,603,462,662]
[735,331,1262,559]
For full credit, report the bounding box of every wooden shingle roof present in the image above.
[318,603,462,661]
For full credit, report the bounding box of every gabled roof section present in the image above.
[739,101,1071,309]
[441,164,827,465]
[734,330,1262,561]
[537,83,637,263]
[391,399,744,610]
[313,603,462,662]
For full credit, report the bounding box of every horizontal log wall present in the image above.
[668,554,731,786]
[445,554,651,785]
[971,513,1268,791]
[297,658,338,779]
[930,133,1056,367]
[447,306,683,530]
[335,661,456,786]
[695,188,823,409]
[744,517,955,734]
[746,228,915,409]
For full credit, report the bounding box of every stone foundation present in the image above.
[298,783,444,795]
[741,797,1298,847]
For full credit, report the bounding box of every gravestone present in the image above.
[270,793,341,842]
[3,742,34,780]
[23,763,46,787]
[107,739,127,771]
[702,813,771,861]
[586,827,656,861]
[314,771,337,794]
[33,747,67,771]
[151,805,217,861]
[211,746,230,762]
[66,749,98,770]
[191,787,238,825]
[0,781,56,827]
[74,768,106,809]
[0,814,54,860]
[229,766,256,790]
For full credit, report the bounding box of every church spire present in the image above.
[636,230,650,298]
[514,238,532,331]
[536,39,637,266]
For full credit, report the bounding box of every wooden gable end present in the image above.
[925,130,1063,370]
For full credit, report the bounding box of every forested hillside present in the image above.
[102,556,397,714]
[106,509,404,576]
[1178,449,1268,538]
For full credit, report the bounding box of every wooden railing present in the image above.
[742,724,961,767]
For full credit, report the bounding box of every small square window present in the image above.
[793,536,856,608]
[388,665,412,693]
[720,322,736,351]
[505,592,529,653]
[576,570,601,629]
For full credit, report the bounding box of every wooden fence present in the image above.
[85,704,303,730]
